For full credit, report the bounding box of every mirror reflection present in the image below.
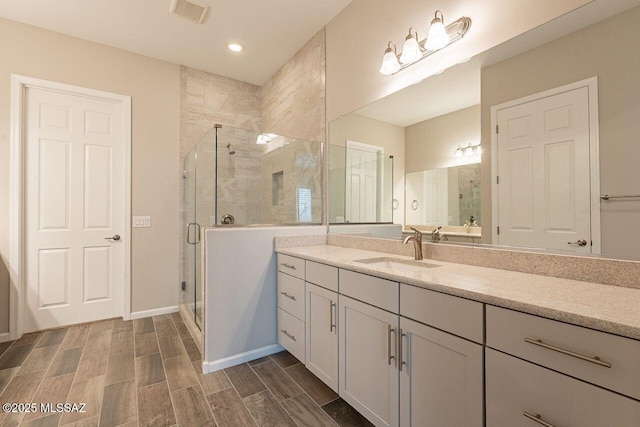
[328,2,640,260]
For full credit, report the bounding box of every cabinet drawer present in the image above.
[486,305,640,399]
[306,261,338,292]
[339,269,399,313]
[277,254,305,279]
[486,348,640,427]
[277,272,305,321]
[401,284,483,343]
[278,308,305,363]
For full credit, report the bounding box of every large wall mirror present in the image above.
[328,1,640,260]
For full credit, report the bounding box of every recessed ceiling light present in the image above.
[228,43,244,52]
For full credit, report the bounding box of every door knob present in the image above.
[567,239,587,247]
[105,235,121,241]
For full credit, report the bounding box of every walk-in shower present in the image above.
[180,125,322,339]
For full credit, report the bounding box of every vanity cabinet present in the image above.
[276,255,306,363]
[339,295,400,427]
[305,261,339,392]
[486,306,640,426]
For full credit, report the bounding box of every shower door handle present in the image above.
[187,223,201,244]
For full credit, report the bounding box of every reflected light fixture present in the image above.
[256,133,278,145]
[379,11,471,75]
[456,143,482,157]
[228,42,244,52]
[380,42,401,75]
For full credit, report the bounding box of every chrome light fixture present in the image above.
[256,133,278,145]
[456,143,481,157]
[380,42,401,75]
[379,11,471,75]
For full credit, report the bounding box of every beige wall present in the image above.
[329,114,405,224]
[261,28,326,144]
[0,18,181,332]
[480,7,640,258]
[405,105,481,172]
[325,0,590,122]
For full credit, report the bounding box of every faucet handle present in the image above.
[409,227,422,237]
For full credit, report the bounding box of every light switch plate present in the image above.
[133,216,151,228]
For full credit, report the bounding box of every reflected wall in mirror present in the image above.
[328,1,640,260]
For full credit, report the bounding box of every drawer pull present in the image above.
[523,412,556,427]
[524,338,611,368]
[280,263,296,270]
[330,301,337,332]
[281,329,296,342]
[398,329,407,372]
[280,291,296,301]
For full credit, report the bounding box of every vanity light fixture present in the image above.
[456,143,482,157]
[228,43,244,52]
[379,11,471,75]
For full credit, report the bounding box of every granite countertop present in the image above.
[276,244,640,341]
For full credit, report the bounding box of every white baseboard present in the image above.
[0,332,10,343]
[202,344,285,374]
[130,306,179,320]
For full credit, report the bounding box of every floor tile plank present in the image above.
[89,319,114,332]
[105,351,135,386]
[46,347,82,378]
[247,356,270,366]
[134,318,155,335]
[83,329,112,354]
[99,379,137,427]
[112,318,133,333]
[36,328,68,348]
[23,373,74,422]
[252,360,303,401]
[110,330,134,355]
[225,363,267,398]
[0,367,18,395]
[75,350,108,381]
[17,345,59,375]
[174,321,191,340]
[137,381,176,427]
[12,333,43,348]
[153,315,178,337]
[243,390,297,427]
[134,333,159,358]
[181,337,201,362]
[0,341,13,358]
[322,398,374,427]
[207,387,256,427]
[135,352,166,388]
[193,362,232,396]
[284,364,338,406]
[171,385,216,427]
[0,344,35,370]
[271,351,302,369]
[59,375,106,425]
[283,393,337,427]
[21,413,62,427]
[164,355,199,391]
[158,334,186,360]
[60,326,90,350]
[0,370,46,426]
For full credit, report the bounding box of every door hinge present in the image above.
[496,125,499,134]
[497,226,500,235]
[180,281,186,291]
[496,176,500,184]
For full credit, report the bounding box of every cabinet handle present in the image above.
[398,329,407,372]
[330,301,337,332]
[280,291,296,301]
[523,412,556,427]
[281,329,296,342]
[524,338,611,368]
[388,325,396,365]
[280,263,296,270]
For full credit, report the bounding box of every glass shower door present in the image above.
[182,149,202,330]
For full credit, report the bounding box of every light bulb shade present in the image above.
[475,145,482,155]
[380,49,401,75]
[455,147,463,158]
[256,135,267,144]
[465,144,474,156]
[400,35,422,64]
[425,13,449,51]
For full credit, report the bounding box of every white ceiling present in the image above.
[0,0,351,85]
[355,0,640,127]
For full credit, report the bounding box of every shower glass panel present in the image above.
[215,126,322,225]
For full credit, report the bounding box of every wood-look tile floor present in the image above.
[0,314,373,427]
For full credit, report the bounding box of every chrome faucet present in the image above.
[403,227,423,260]
[431,226,442,243]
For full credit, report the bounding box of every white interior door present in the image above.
[423,168,448,226]
[496,86,593,253]
[24,86,126,332]
[345,141,381,223]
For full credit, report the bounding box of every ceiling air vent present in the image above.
[169,0,211,24]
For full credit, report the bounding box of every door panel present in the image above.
[497,86,592,252]
[306,283,338,392]
[25,86,125,332]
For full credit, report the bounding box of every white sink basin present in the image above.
[354,257,441,273]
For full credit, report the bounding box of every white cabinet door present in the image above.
[399,317,483,427]
[306,283,339,392]
[339,295,399,427]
